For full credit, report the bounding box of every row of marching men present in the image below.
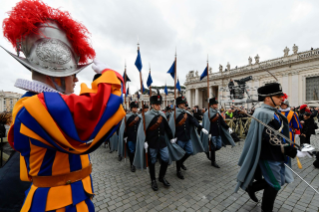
[108,91,236,191]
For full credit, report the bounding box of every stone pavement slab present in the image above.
[90,137,319,212]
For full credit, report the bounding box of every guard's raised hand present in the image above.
[92,59,111,74]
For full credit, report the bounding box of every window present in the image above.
[306,76,319,101]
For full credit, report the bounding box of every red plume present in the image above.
[282,93,288,101]
[2,0,95,64]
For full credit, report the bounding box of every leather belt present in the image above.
[32,163,92,187]
[149,116,163,131]
[210,114,219,123]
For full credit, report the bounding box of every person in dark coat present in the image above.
[300,112,313,146]
[235,83,308,212]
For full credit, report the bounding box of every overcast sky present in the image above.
[1,0,319,95]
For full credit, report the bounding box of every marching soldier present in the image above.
[169,95,208,179]
[201,97,236,168]
[134,91,184,191]
[2,0,125,211]
[236,83,308,212]
[118,101,141,172]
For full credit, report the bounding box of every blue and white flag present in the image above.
[147,72,153,87]
[200,66,208,81]
[135,49,143,72]
[123,71,131,82]
[176,79,181,92]
[167,61,175,79]
[164,84,168,95]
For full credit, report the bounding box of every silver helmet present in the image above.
[1,20,91,77]
[282,99,289,106]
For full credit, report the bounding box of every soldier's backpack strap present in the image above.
[148,116,163,131]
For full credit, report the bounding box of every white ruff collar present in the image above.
[14,79,60,94]
[279,107,291,112]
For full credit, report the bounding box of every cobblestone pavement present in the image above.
[90,138,319,212]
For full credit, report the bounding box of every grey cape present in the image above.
[235,104,294,192]
[118,113,142,158]
[109,133,118,151]
[169,107,204,155]
[200,107,236,152]
[133,109,185,169]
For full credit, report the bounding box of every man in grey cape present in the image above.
[169,95,208,179]
[235,83,308,212]
[133,91,185,191]
[118,101,141,172]
[200,97,236,168]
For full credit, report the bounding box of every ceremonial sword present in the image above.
[233,106,319,195]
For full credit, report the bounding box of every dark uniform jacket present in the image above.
[260,113,297,162]
[176,112,202,141]
[146,115,173,149]
[210,114,229,136]
[125,114,140,142]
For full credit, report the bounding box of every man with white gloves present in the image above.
[134,90,183,191]
[200,97,236,168]
[168,95,208,179]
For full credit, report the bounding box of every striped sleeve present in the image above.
[11,69,125,154]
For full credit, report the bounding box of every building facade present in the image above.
[0,91,22,112]
[185,44,319,109]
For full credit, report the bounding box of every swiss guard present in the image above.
[235,83,308,212]
[168,95,207,179]
[279,93,301,148]
[165,106,172,120]
[134,91,185,191]
[200,97,235,168]
[118,100,141,172]
[2,0,125,211]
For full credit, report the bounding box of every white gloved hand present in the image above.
[295,134,299,140]
[124,137,128,143]
[92,59,111,74]
[170,138,177,144]
[229,128,233,134]
[208,134,212,141]
[201,128,209,135]
[144,142,149,150]
[296,150,307,158]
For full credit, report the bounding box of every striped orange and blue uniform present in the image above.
[8,69,126,212]
[280,110,301,143]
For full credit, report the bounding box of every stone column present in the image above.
[195,88,199,106]
[281,73,289,94]
[0,96,3,112]
[291,72,299,107]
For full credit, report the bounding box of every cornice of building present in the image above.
[185,45,319,86]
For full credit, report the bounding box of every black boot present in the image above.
[205,152,211,160]
[149,163,158,191]
[151,180,158,191]
[210,148,220,168]
[129,152,135,172]
[261,184,279,212]
[159,162,170,187]
[180,154,190,170]
[118,155,123,161]
[176,161,184,179]
[246,179,268,202]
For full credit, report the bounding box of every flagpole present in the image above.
[206,56,211,154]
[174,50,177,124]
[137,43,148,168]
